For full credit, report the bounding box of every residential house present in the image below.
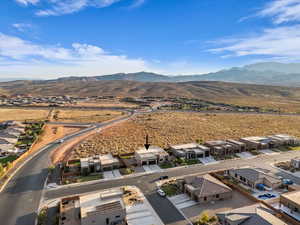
[270,134,299,146]
[179,174,232,203]
[292,158,300,169]
[134,146,169,166]
[99,154,120,171]
[59,188,126,225]
[80,154,120,175]
[204,140,236,157]
[80,190,126,225]
[226,139,246,153]
[0,133,18,145]
[280,190,300,222]
[228,168,282,190]
[170,143,210,159]
[240,136,274,150]
[217,203,287,225]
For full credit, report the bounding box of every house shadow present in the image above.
[15,212,36,225]
[145,190,188,224]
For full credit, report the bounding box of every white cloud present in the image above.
[209,25,300,59]
[259,0,300,24]
[15,0,143,16]
[15,0,39,6]
[0,33,148,78]
[35,0,121,16]
[12,23,33,32]
[128,0,145,9]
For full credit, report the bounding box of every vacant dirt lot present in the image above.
[0,108,49,122]
[52,109,124,123]
[31,125,82,153]
[73,112,300,158]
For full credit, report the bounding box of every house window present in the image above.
[204,197,207,201]
[235,173,237,178]
[216,194,220,198]
[116,215,120,218]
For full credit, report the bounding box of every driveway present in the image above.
[169,194,197,209]
[236,152,255,159]
[259,149,278,155]
[143,165,162,173]
[103,169,122,179]
[199,156,218,165]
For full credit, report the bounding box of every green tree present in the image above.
[197,212,213,225]
[0,163,4,176]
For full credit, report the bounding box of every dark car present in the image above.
[159,175,169,180]
[258,193,276,199]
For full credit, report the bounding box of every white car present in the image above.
[157,189,166,197]
[55,139,64,144]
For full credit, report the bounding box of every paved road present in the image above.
[0,113,133,225]
[44,150,300,225]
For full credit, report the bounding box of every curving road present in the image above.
[0,113,133,225]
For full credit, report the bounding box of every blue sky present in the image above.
[1,0,300,79]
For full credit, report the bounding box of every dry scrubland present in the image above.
[53,109,124,123]
[73,112,300,158]
[0,108,49,121]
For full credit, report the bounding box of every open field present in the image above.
[73,112,300,158]
[52,109,124,123]
[0,108,49,122]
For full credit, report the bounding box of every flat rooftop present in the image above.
[80,189,124,218]
[205,140,228,146]
[281,191,300,205]
[241,136,270,142]
[99,154,119,165]
[171,143,199,150]
[136,146,167,154]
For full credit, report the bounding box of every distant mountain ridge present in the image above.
[51,62,300,87]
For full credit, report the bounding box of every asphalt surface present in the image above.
[0,113,133,225]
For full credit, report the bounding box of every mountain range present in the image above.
[51,62,300,87]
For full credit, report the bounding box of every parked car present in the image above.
[282,179,294,185]
[157,189,166,197]
[258,193,276,199]
[159,175,169,180]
